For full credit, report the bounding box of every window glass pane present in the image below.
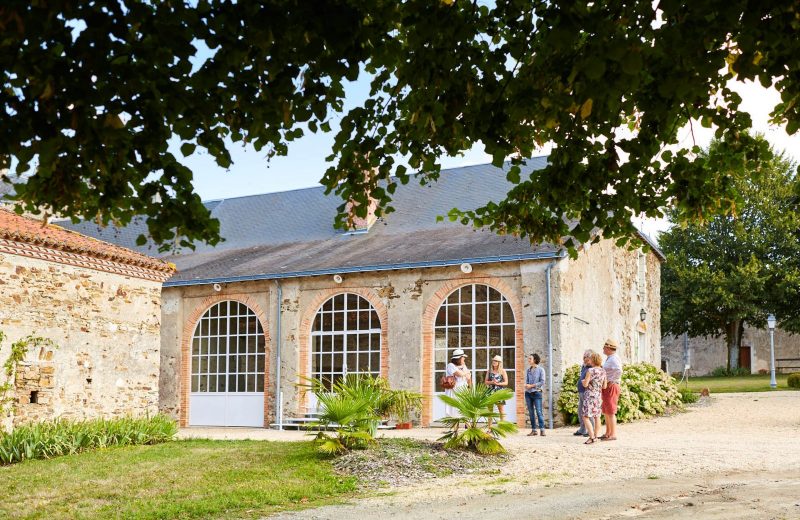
[502,349,515,369]
[199,375,208,392]
[475,302,487,325]
[370,310,380,329]
[435,306,446,326]
[488,326,501,346]
[209,356,217,373]
[435,328,446,349]
[323,298,333,312]
[475,284,488,302]
[210,319,218,336]
[370,334,380,351]
[246,373,256,393]
[200,319,208,336]
[447,331,460,349]
[488,302,501,324]
[333,334,344,353]
[228,374,237,392]
[359,311,370,329]
[475,325,488,347]
[238,374,246,392]
[346,309,358,330]
[502,302,514,324]
[503,325,515,346]
[218,317,228,335]
[208,375,217,393]
[192,375,199,392]
[369,352,380,373]
[191,356,199,373]
[209,304,218,318]
[346,352,357,373]
[460,303,472,325]
[333,311,345,331]
[257,355,265,374]
[505,371,515,391]
[218,374,227,392]
[447,305,459,326]
[249,317,259,334]
[347,293,359,309]
[459,286,472,304]
[192,338,200,356]
[358,353,369,372]
[488,287,501,301]
[333,294,344,312]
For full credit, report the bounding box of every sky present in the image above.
[185,78,800,241]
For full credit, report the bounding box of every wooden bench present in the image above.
[775,358,800,372]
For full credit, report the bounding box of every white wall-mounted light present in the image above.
[460,263,473,274]
[212,283,222,292]
[333,274,343,284]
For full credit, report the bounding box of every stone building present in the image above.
[66,160,664,428]
[662,327,800,376]
[0,209,174,430]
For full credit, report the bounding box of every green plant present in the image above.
[788,373,800,389]
[0,415,177,465]
[311,390,378,456]
[387,389,423,424]
[0,333,57,417]
[678,388,700,404]
[437,384,518,454]
[557,363,683,424]
[710,366,751,377]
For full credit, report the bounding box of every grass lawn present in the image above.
[0,440,357,520]
[683,373,799,393]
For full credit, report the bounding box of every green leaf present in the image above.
[180,143,196,157]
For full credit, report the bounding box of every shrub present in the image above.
[710,366,750,377]
[678,388,700,403]
[0,415,177,465]
[438,384,518,454]
[312,390,379,456]
[788,372,800,389]
[557,363,683,424]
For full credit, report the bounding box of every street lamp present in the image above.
[767,314,777,389]
[640,308,647,323]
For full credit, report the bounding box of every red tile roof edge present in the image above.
[0,209,175,276]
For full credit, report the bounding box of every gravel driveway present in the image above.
[254,391,800,519]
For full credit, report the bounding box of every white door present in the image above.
[189,301,266,427]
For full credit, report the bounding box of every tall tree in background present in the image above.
[2,1,800,250]
[661,136,800,371]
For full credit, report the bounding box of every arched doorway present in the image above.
[189,300,266,426]
[432,284,518,421]
[308,293,382,406]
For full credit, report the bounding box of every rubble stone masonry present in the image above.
[0,253,164,430]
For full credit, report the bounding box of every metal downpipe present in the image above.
[274,280,283,430]
[546,261,555,429]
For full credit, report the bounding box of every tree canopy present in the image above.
[660,136,800,370]
[2,1,800,250]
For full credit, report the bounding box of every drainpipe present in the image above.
[274,280,283,430]
[545,261,556,429]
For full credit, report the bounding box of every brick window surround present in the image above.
[180,294,271,427]
[420,276,525,427]
[297,288,389,415]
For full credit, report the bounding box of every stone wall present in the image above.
[662,327,800,376]
[0,253,163,430]
[559,240,662,374]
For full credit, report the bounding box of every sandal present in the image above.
[584,438,596,444]
[600,436,617,441]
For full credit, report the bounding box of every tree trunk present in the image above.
[726,320,743,372]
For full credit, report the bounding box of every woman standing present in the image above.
[581,350,607,444]
[484,354,508,428]
[445,349,471,420]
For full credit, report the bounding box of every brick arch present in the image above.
[179,293,271,427]
[420,276,525,427]
[297,288,390,414]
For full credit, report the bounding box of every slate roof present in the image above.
[0,209,174,275]
[62,158,573,285]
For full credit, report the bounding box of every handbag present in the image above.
[440,374,456,390]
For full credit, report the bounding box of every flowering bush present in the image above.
[557,363,683,424]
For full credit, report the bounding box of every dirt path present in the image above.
[261,391,800,519]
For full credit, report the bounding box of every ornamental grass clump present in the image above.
[557,363,683,425]
[0,415,177,465]
[788,372,800,389]
[437,384,517,455]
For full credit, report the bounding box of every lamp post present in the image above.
[767,314,777,389]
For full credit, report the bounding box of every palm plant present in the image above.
[438,384,517,454]
[312,390,378,455]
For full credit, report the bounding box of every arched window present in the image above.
[191,300,266,394]
[311,293,381,390]
[433,284,517,401]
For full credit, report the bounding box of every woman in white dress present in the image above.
[445,349,471,418]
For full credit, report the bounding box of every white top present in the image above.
[603,353,623,384]
[446,362,469,389]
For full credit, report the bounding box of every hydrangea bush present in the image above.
[557,363,683,424]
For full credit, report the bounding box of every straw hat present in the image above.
[451,349,467,359]
[603,338,619,350]
[492,355,503,363]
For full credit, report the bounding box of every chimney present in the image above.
[344,168,378,232]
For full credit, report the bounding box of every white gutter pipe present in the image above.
[274,280,283,430]
[545,260,556,429]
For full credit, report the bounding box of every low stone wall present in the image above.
[0,253,163,430]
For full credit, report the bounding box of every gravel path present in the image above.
[256,391,800,519]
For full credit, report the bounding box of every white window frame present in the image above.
[310,293,382,389]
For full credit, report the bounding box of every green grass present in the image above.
[683,373,800,393]
[0,440,356,520]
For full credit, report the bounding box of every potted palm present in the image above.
[388,389,423,429]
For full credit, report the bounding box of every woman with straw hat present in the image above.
[485,354,509,428]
